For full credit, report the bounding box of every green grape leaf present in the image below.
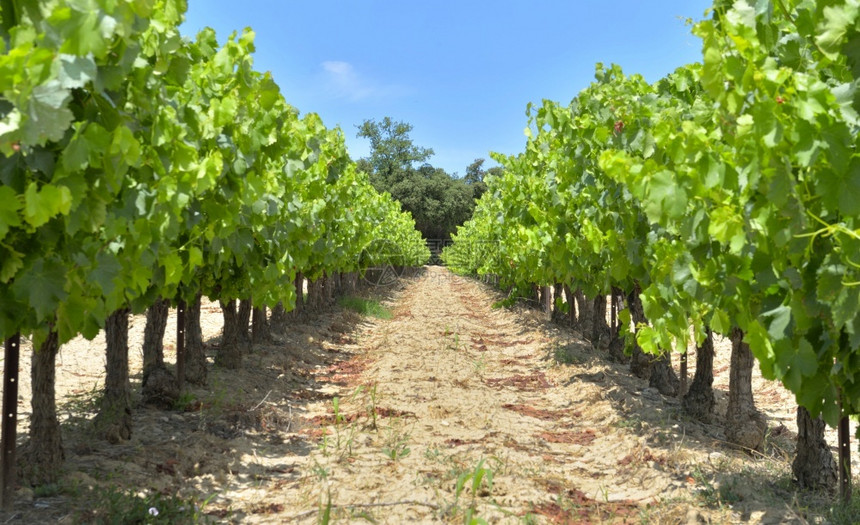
[710,309,731,335]
[837,159,860,216]
[23,182,73,228]
[746,320,776,378]
[645,169,687,220]
[0,186,22,239]
[11,258,68,321]
[22,80,73,145]
[91,252,122,298]
[816,2,860,61]
[54,4,118,57]
[795,337,818,377]
[56,294,90,343]
[0,246,23,283]
[162,251,183,286]
[708,206,745,253]
[762,304,791,340]
[57,54,97,89]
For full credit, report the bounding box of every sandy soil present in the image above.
[2,266,848,523]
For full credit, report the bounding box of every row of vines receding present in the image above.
[443,0,860,503]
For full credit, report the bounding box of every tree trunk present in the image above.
[627,288,651,380]
[140,299,178,408]
[252,306,271,345]
[563,285,576,326]
[141,365,179,409]
[305,279,317,310]
[238,299,252,348]
[184,294,208,385]
[606,290,627,363]
[683,328,715,422]
[21,330,63,484]
[94,309,133,444]
[293,273,305,318]
[270,302,288,335]
[541,285,552,318]
[142,298,169,372]
[792,406,837,491]
[725,328,767,451]
[344,272,357,294]
[216,300,244,369]
[591,295,610,344]
[574,288,591,330]
[324,272,335,303]
[649,350,680,396]
[551,284,565,322]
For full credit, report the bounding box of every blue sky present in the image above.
[181,1,713,176]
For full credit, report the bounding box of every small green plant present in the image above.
[331,396,343,425]
[614,415,643,431]
[318,488,332,525]
[366,383,379,430]
[33,483,62,498]
[172,391,197,412]
[326,396,359,459]
[338,296,392,319]
[381,439,411,461]
[381,421,411,462]
[59,381,102,433]
[443,325,462,351]
[318,434,331,457]
[552,344,579,365]
[81,486,215,524]
[349,383,380,430]
[520,512,539,524]
[690,464,741,508]
[472,355,486,374]
[424,447,443,463]
[311,460,330,481]
[455,459,494,500]
[445,458,496,521]
[828,488,860,525]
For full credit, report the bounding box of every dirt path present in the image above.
[245,267,812,524]
[266,266,688,523]
[9,266,835,523]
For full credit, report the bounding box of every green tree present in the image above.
[356,117,433,187]
[392,165,474,239]
[464,158,501,201]
[357,117,481,240]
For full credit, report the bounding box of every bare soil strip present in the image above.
[9,266,835,523]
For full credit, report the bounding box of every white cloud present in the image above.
[321,61,406,101]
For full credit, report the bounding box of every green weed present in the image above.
[552,344,580,365]
[443,458,497,522]
[338,296,392,319]
[381,420,411,462]
[78,486,216,524]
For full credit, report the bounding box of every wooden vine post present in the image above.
[1,334,20,510]
[838,396,851,502]
[176,300,186,391]
[679,353,687,398]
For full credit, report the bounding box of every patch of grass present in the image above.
[828,490,860,525]
[552,344,580,365]
[77,486,216,524]
[381,418,412,462]
[172,391,198,412]
[338,296,392,319]
[33,483,63,498]
[58,381,102,434]
[690,464,742,508]
[613,415,643,431]
[441,458,497,522]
